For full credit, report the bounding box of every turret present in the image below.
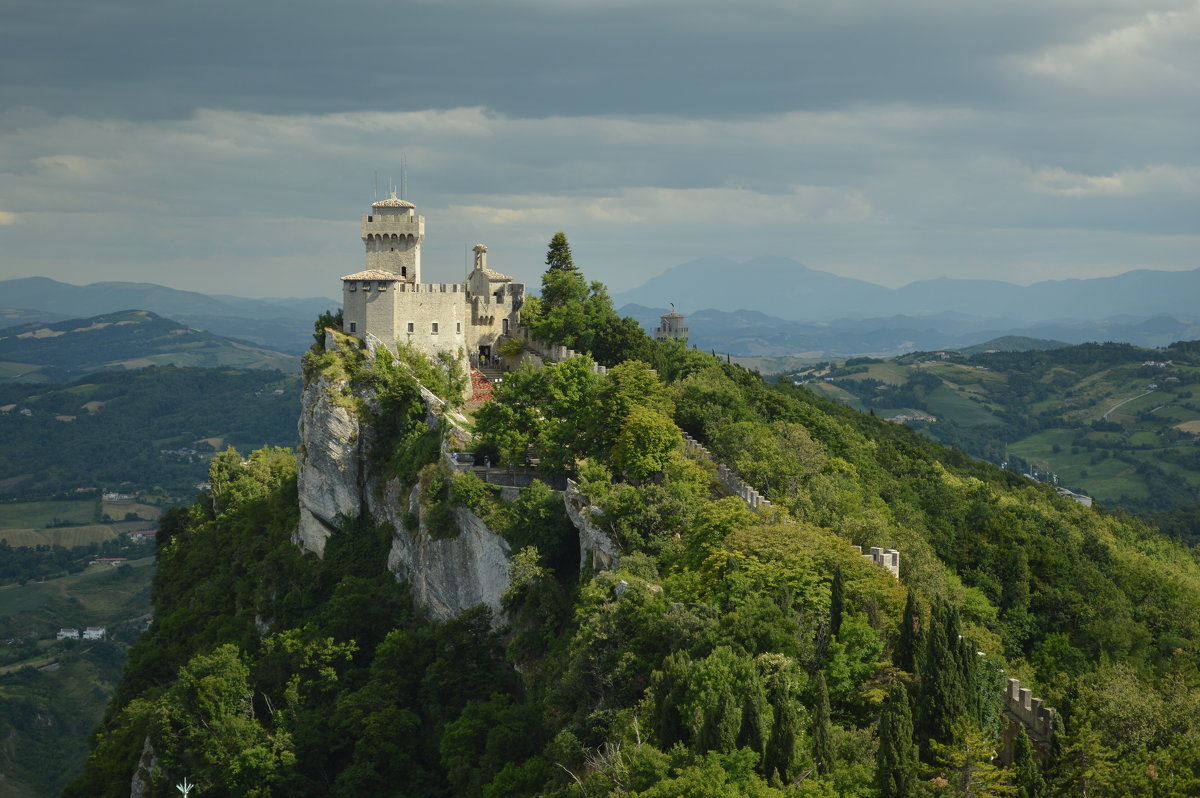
[654,310,688,342]
[362,192,423,282]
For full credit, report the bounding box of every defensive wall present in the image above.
[998,677,1057,763]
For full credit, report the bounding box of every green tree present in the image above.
[545,231,575,272]
[612,406,683,482]
[813,672,834,775]
[830,566,845,638]
[877,684,919,798]
[151,644,295,796]
[894,588,926,676]
[1011,726,1044,798]
[919,601,972,757]
[929,718,1014,797]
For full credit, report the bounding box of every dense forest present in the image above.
[67,239,1200,796]
[0,367,300,501]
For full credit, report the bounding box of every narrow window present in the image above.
[349,322,357,333]
[456,321,462,334]
[407,322,414,334]
[502,318,510,334]
[432,322,439,334]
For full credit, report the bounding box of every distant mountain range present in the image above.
[0,309,296,383]
[612,256,1200,323]
[620,304,1200,360]
[614,258,1200,358]
[0,277,337,354]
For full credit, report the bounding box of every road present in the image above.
[1101,390,1154,421]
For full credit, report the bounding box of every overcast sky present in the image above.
[1,0,1196,299]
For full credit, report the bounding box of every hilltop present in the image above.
[64,246,1200,797]
[0,309,296,383]
[0,276,337,354]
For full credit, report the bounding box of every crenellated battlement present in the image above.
[1004,678,1056,743]
[394,282,465,294]
[680,431,773,511]
[852,546,900,578]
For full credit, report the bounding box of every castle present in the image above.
[340,193,525,365]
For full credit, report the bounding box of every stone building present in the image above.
[341,193,525,364]
[654,310,688,343]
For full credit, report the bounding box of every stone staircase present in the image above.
[476,365,504,382]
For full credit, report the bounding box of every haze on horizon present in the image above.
[0,0,1196,301]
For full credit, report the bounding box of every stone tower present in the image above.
[361,191,424,282]
[654,310,688,342]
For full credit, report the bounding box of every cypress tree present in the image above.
[894,588,926,676]
[763,666,800,784]
[1012,725,1045,798]
[830,566,845,639]
[737,669,771,760]
[545,232,575,272]
[918,601,968,758]
[812,672,833,775]
[876,684,918,798]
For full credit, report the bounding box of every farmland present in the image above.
[793,340,1200,518]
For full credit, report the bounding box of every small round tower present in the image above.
[655,309,688,343]
[362,192,423,282]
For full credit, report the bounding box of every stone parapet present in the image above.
[521,331,609,376]
[1004,678,1056,744]
[680,431,773,511]
[852,545,901,578]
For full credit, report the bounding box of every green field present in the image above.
[0,499,97,528]
[0,525,121,548]
[0,556,154,635]
[798,341,1200,512]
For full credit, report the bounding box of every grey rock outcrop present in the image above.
[296,375,364,557]
[387,486,511,620]
[296,367,513,623]
[564,479,620,572]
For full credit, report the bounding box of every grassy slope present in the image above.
[799,343,1200,508]
[0,558,154,797]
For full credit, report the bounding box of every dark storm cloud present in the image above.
[0,0,1139,120]
[0,0,1195,296]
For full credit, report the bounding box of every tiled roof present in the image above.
[482,268,512,281]
[341,269,401,281]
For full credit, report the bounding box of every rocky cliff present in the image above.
[296,369,513,621]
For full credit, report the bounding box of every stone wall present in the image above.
[852,545,901,579]
[520,330,609,375]
[998,677,1057,764]
[679,431,773,510]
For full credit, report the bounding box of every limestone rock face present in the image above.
[296,368,512,622]
[298,358,627,624]
[129,737,157,798]
[296,375,364,557]
[564,481,620,572]
[386,489,511,621]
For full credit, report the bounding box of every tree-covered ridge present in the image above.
[68,237,1200,796]
[0,366,301,501]
[799,340,1200,528]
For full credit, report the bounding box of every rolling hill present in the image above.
[0,310,297,383]
[793,340,1200,519]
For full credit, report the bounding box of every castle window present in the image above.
[377,282,387,291]
[502,318,510,334]
[349,322,357,333]
[407,322,414,334]
[456,322,462,334]
[402,267,407,277]
[431,322,439,334]
[362,281,371,291]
